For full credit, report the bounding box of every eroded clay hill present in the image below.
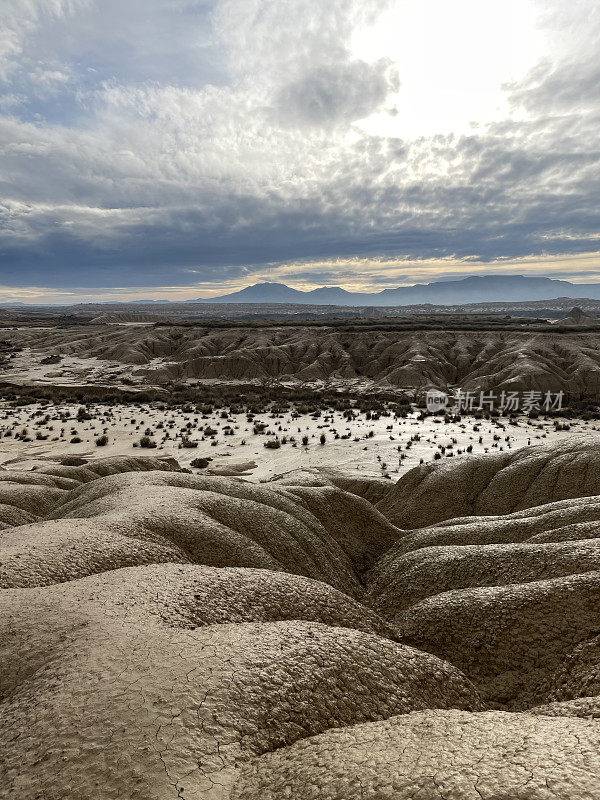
[3,441,600,798]
[377,435,600,528]
[7,324,600,396]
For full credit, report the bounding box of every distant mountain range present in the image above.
[4,275,600,309]
[193,276,600,306]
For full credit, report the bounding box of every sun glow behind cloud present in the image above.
[351,0,547,138]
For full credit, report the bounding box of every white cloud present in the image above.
[0,0,89,80]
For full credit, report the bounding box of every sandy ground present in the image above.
[0,401,592,482]
[4,347,144,388]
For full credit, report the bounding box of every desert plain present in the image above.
[0,398,591,482]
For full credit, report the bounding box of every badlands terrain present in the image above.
[3,438,600,798]
[2,313,600,798]
[2,316,600,400]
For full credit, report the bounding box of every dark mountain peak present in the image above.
[230,282,297,295]
[249,281,291,289]
[193,282,306,303]
[555,306,598,326]
[423,274,571,287]
[307,286,352,298]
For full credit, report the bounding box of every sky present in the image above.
[1,0,600,302]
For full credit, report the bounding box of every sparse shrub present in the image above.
[139,435,156,448]
[190,457,211,468]
[95,435,109,447]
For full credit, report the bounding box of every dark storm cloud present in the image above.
[273,60,398,126]
[506,59,600,115]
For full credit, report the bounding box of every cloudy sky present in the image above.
[1,0,600,301]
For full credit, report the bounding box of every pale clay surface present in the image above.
[2,437,600,798]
